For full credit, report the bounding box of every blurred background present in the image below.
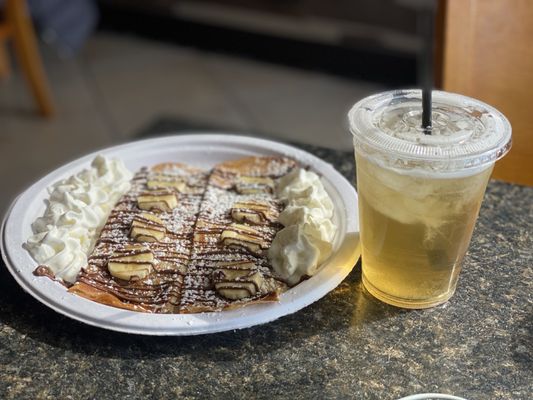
[0,0,531,214]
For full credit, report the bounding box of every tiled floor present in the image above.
[0,31,383,213]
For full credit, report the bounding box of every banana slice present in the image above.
[130,226,165,242]
[147,174,185,191]
[235,176,274,194]
[220,223,267,254]
[108,244,154,281]
[135,212,164,225]
[230,201,277,225]
[193,219,225,243]
[130,213,166,242]
[212,264,265,300]
[137,191,178,212]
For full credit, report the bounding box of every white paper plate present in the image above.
[1,134,360,335]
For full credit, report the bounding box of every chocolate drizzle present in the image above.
[33,266,71,288]
[57,158,297,313]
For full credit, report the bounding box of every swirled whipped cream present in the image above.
[24,155,133,282]
[269,168,337,285]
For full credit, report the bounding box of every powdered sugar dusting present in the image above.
[73,157,298,313]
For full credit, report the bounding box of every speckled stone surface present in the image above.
[1,143,531,400]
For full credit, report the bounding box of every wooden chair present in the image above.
[0,0,54,117]
[438,0,533,186]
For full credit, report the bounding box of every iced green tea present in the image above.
[349,90,511,308]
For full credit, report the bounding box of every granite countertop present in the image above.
[0,142,531,400]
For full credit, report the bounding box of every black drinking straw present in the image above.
[418,1,437,134]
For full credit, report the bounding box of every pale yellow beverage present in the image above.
[349,90,512,308]
[357,155,492,308]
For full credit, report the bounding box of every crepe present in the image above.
[68,156,297,313]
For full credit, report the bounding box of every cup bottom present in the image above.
[362,274,455,309]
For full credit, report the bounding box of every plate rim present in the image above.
[1,133,360,335]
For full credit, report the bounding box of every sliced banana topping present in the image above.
[147,174,186,192]
[230,201,277,225]
[130,226,165,243]
[212,262,265,300]
[136,212,164,225]
[137,191,178,212]
[220,223,267,255]
[235,175,274,194]
[108,244,154,281]
[130,212,166,242]
[193,219,225,242]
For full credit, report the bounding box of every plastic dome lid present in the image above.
[348,90,512,174]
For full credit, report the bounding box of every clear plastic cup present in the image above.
[348,89,512,309]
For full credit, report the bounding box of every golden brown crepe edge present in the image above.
[215,156,298,176]
[68,282,153,313]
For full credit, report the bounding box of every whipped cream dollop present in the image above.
[269,168,337,285]
[24,156,133,282]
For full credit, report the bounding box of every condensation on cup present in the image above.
[349,90,512,309]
